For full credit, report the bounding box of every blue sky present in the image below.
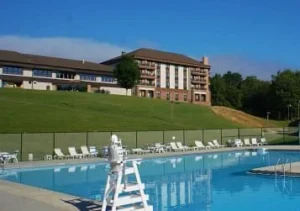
[0,0,299,79]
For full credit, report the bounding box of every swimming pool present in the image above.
[2,150,300,211]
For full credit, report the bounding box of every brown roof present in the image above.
[101,48,210,68]
[0,50,112,74]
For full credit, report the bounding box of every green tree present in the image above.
[113,55,140,95]
[269,69,300,120]
[223,71,243,109]
[210,74,229,106]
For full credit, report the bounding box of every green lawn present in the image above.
[0,88,293,161]
[0,88,241,133]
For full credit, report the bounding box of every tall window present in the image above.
[156,91,161,99]
[33,69,52,77]
[156,65,160,88]
[3,66,23,75]
[175,92,179,101]
[183,68,187,90]
[80,74,97,81]
[166,66,170,88]
[184,94,188,101]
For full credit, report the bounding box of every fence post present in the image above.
[86,132,89,147]
[163,130,165,144]
[283,127,285,144]
[261,127,263,138]
[136,131,138,148]
[202,129,205,144]
[183,130,186,145]
[20,133,23,162]
[220,129,223,145]
[238,128,240,139]
[53,132,55,157]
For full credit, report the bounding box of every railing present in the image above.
[0,127,298,162]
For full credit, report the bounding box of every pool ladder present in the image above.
[274,158,293,194]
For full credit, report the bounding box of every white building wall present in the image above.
[178,66,184,89]
[74,74,80,80]
[96,76,101,82]
[187,67,191,90]
[23,81,53,90]
[0,79,2,88]
[23,69,32,77]
[0,67,3,74]
[160,64,166,88]
[169,65,175,89]
[101,87,132,96]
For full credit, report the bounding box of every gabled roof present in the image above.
[0,50,112,73]
[101,48,210,68]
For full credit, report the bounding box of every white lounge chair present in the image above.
[260,137,267,145]
[208,142,217,148]
[68,147,84,159]
[195,140,210,150]
[89,146,98,157]
[81,146,91,158]
[131,148,150,154]
[212,140,225,148]
[233,139,243,147]
[54,148,68,159]
[170,142,183,151]
[244,138,251,147]
[251,138,261,146]
[176,142,195,151]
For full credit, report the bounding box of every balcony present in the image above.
[139,81,155,86]
[191,70,206,76]
[138,63,156,70]
[193,86,206,91]
[140,73,155,80]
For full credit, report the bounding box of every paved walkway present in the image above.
[250,161,300,176]
[1,145,300,210]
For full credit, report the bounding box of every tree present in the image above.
[113,55,140,95]
[210,74,229,106]
[223,71,243,109]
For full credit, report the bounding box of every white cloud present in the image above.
[0,35,295,79]
[0,35,129,63]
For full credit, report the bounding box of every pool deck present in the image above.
[1,145,300,211]
[249,162,300,177]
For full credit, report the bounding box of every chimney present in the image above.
[202,56,208,65]
[121,51,126,56]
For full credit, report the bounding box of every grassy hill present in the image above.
[0,89,245,133]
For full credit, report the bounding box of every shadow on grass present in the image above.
[63,198,105,211]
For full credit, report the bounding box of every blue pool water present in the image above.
[2,150,300,211]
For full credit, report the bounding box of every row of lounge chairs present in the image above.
[229,137,267,147]
[54,146,98,159]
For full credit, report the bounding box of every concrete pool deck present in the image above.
[1,145,300,211]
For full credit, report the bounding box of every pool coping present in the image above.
[4,145,296,170]
[1,145,300,211]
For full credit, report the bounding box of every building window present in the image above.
[156,91,161,99]
[166,92,170,100]
[3,66,23,75]
[195,94,200,101]
[56,72,75,79]
[101,76,114,83]
[175,93,179,101]
[33,69,52,77]
[80,74,97,81]
[156,82,160,88]
[166,81,170,88]
[201,94,206,102]
[184,94,188,101]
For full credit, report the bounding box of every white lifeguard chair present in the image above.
[101,135,153,211]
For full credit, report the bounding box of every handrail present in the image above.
[274,158,281,173]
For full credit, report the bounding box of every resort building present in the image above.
[0,48,211,105]
[0,50,129,95]
[102,48,211,105]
